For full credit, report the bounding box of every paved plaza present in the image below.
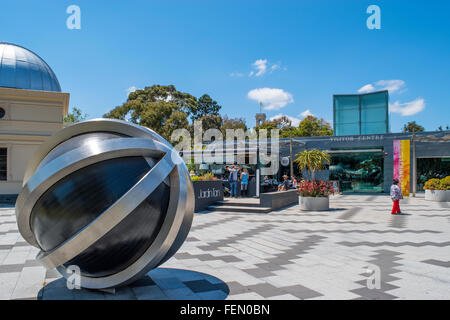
[0,194,449,300]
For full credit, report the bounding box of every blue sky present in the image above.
[1,0,449,132]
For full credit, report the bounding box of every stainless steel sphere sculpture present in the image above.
[15,119,194,289]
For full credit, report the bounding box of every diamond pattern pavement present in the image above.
[0,194,449,300]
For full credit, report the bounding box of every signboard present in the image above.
[393,140,410,196]
[192,180,224,212]
[280,157,290,167]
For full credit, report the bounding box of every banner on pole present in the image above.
[393,140,410,196]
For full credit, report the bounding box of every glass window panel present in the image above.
[361,122,387,134]
[336,123,359,136]
[334,96,359,111]
[361,107,386,122]
[336,108,359,124]
[334,96,360,136]
[360,92,388,133]
[361,91,387,109]
[330,151,384,193]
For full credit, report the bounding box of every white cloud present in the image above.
[126,86,137,95]
[250,59,268,77]
[358,84,376,93]
[358,80,406,94]
[270,64,280,73]
[247,88,294,110]
[390,98,426,116]
[230,72,244,77]
[270,114,301,127]
[299,109,314,118]
[233,59,285,78]
[375,80,406,93]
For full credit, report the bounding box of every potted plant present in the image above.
[424,176,450,202]
[294,149,334,211]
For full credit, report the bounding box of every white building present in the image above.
[0,43,69,196]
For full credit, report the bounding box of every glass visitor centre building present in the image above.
[278,91,450,193]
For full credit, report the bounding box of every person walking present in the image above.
[390,178,402,215]
[240,169,249,197]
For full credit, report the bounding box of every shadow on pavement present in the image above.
[38,268,229,300]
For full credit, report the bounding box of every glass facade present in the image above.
[334,91,389,136]
[329,150,384,193]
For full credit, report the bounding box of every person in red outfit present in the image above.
[390,179,402,215]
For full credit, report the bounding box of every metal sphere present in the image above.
[15,119,194,289]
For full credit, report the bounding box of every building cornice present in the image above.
[0,87,70,116]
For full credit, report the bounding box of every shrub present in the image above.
[203,172,215,181]
[190,173,217,182]
[424,178,442,190]
[440,176,450,190]
[298,180,335,197]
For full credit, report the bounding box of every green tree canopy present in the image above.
[104,85,227,142]
[221,116,247,135]
[197,114,223,133]
[296,116,333,137]
[191,94,222,121]
[403,121,425,133]
[104,85,193,140]
[64,107,88,123]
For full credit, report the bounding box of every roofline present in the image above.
[333,90,389,97]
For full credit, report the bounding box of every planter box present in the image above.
[192,180,224,212]
[425,189,450,202]
[300,196,330,211]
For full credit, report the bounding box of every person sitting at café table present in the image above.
[278,175,290,191]
[291,176,298,189]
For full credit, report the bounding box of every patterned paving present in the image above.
[0,194,449,300]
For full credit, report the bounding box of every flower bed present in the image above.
[298,180,335,197]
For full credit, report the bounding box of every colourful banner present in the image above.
[393,140,410,196]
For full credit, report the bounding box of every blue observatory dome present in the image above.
[0,43,61,92]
